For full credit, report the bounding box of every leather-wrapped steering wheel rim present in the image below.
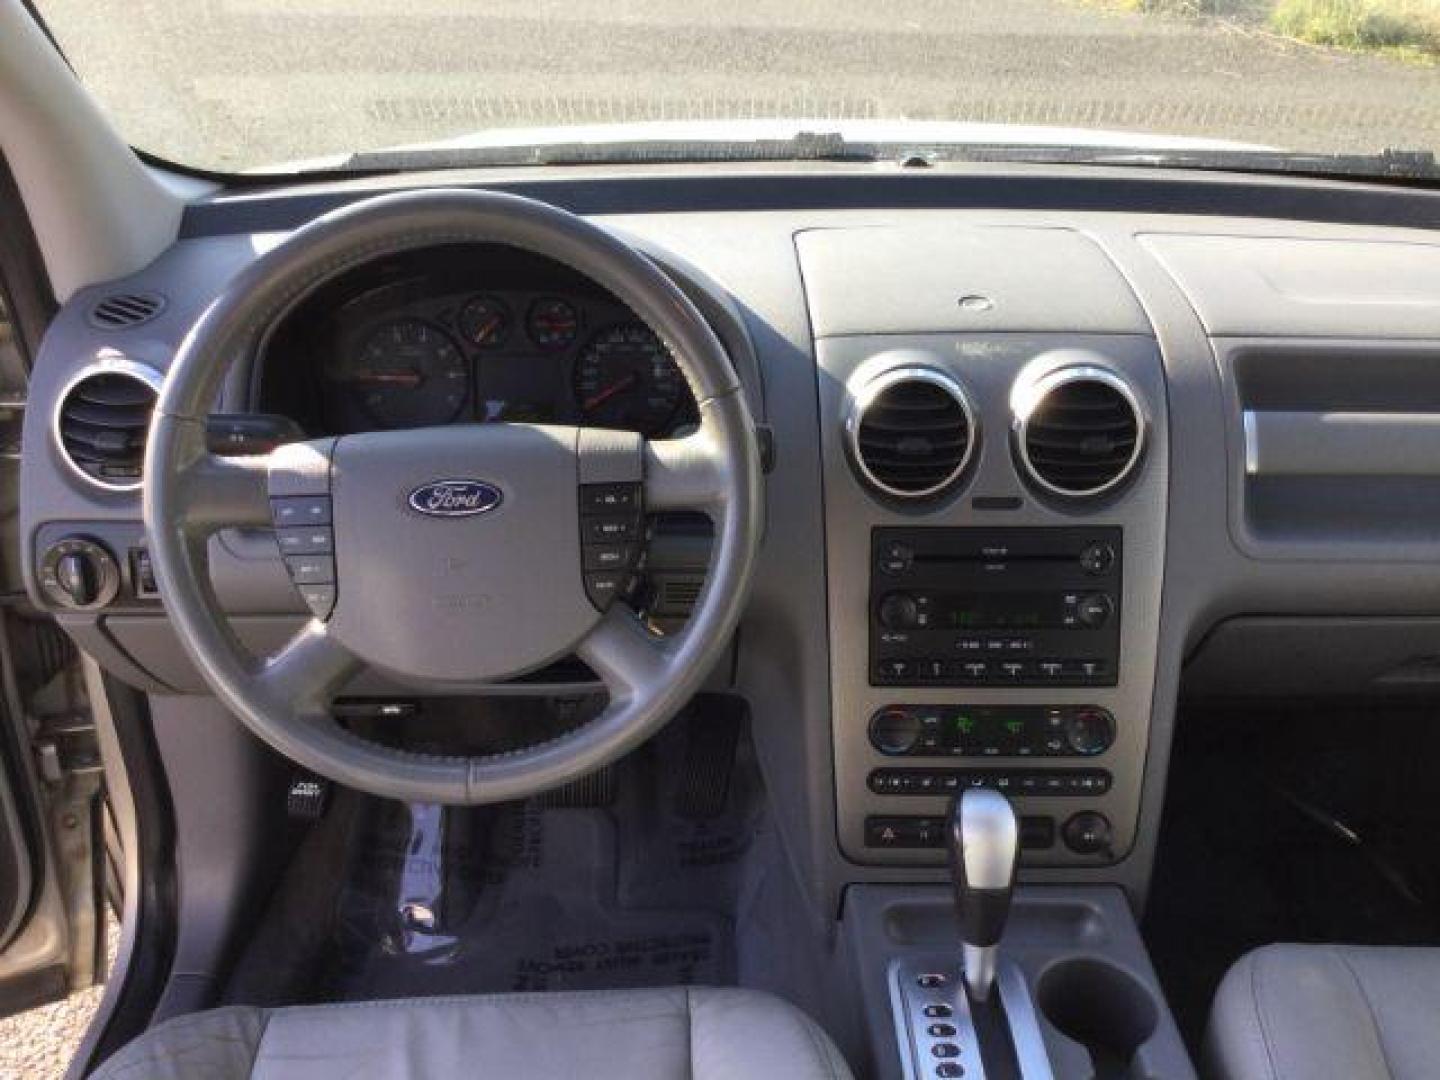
[143,189,763,804]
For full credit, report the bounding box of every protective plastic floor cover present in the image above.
[334,803,736,998]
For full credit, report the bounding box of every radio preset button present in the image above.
[876,658,914,681]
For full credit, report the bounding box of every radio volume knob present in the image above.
[878,592,921,631]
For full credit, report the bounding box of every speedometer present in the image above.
[572,323,685,436]
[345,318,468,428]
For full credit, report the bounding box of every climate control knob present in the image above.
[869,708,923,756]
[1064,707,1115,755]
[877,592,922,631]
[38,537,120,611]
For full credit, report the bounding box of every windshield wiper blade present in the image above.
[336,131,876,171]
[978,145,1440,180]
[331,132,1438,182]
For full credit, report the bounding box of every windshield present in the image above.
[33,0,1440,175]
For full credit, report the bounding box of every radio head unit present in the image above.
[869,527,1121,688]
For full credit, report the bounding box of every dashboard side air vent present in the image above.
[847,368,976,500]
[88,291,165,330]
[55,362,162,491]
[1014,366,1144,498]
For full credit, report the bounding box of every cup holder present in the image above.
[1035,957,1159,1078]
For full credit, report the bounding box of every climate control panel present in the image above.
[868,704,1115,758]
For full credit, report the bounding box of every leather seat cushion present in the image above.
[89,986,853,1080]
[1206,944,1440,1080]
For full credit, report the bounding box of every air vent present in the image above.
[656,578,704,616]
[55,363,161,491]
[1015,367,1144,498]
[848,368,975,499]
[88,291,165,330]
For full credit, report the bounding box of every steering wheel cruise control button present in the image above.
[271,496,332,527]
[269,480,338,615]
[285,555,335,585]
[277,527,334,555]
[296,584,337,619]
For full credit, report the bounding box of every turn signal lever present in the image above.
[947,787,1019,1002]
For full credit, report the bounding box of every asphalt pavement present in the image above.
[36,0,1440,170]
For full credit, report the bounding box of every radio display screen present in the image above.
[932,592,1067,630]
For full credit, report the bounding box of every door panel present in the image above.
[0,155,99,1019]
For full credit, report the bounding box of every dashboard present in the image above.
[257,246,697,438]
[18,164,1440,914]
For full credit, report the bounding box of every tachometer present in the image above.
[572,323,685,436]
[345,318,468,428]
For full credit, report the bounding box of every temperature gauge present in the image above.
[526,297,580,350]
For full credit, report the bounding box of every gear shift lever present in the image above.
[947,788,1019,1002]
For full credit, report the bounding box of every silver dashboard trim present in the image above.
[1011,364,1147,499]
[51,353,164,494]
[845,365,978,501]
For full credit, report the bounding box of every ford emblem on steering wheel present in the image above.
[407,479,504,517]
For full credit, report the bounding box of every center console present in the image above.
[799,222,1169,870]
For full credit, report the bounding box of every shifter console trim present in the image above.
[889,957,1056,1080]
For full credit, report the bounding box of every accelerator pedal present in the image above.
[674,701,743,820]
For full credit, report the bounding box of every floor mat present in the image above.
[1143,703,1440,1051]
[305,700,762,1001]
[329,804,734,998]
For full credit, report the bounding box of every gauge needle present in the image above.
[474,316,502,343]
[582,373,639,412]
[354,370,423,387]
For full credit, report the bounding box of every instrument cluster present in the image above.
[309,282,696,437]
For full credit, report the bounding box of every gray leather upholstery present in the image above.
[89,986,852,1080]
[1206,944,1440,1080]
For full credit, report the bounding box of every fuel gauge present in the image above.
[457,294,511,349]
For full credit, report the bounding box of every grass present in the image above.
[1270,0,1440,60]
[1078,0,1440,60]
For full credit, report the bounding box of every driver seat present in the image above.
[87,986,852,1080]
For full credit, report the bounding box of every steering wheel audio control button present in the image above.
[583,544,634,571]
[585,516,639,543]
[585,572,628,603]
[578,481,644,611]
[581,484,639,512]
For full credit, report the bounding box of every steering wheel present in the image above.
[143,190,763,805]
